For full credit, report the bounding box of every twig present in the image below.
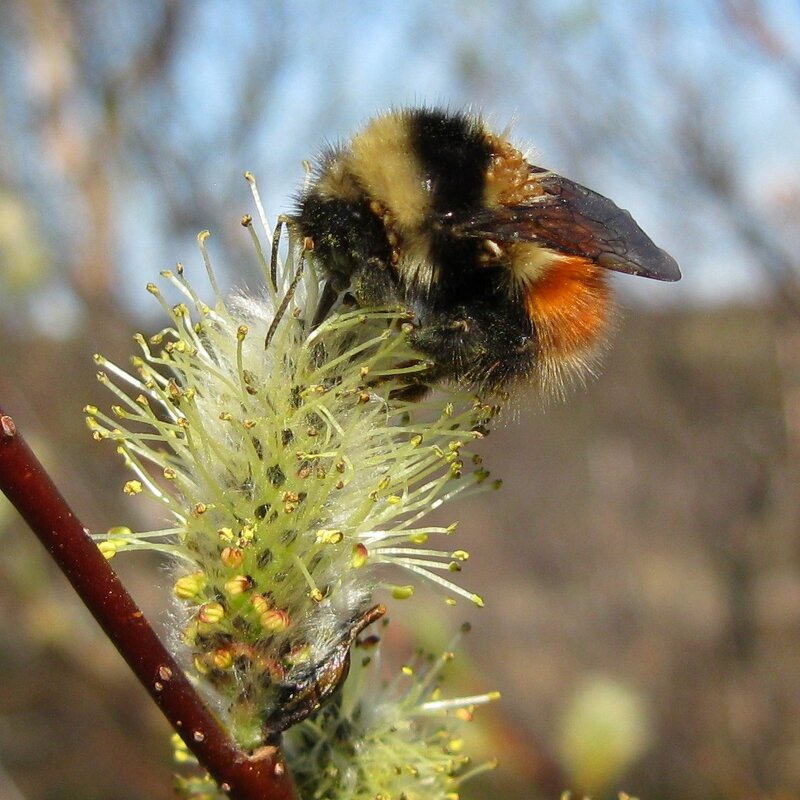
[0,405,299,800]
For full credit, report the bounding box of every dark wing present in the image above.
[452,168,681,282]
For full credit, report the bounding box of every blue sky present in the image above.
[4,0,800,332]
[166,0,800,305]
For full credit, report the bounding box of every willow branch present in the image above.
[0,406,299,800]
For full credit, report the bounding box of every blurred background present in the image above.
[1,1,800,798]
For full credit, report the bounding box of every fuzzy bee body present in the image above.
[296,108,680,395]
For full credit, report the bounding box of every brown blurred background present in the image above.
[2,1,800,798]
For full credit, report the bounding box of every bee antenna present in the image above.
[269,217,284,293]
[264,246,306,350]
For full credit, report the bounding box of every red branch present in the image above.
[0,407,299,800]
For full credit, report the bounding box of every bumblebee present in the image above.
[295,107,680,395]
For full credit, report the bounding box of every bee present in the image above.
[294,107,680,396]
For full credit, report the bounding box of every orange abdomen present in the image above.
[524,256,611,361]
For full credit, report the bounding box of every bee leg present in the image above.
[406,302,535,390]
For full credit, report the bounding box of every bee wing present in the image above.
[454,170,681,282]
